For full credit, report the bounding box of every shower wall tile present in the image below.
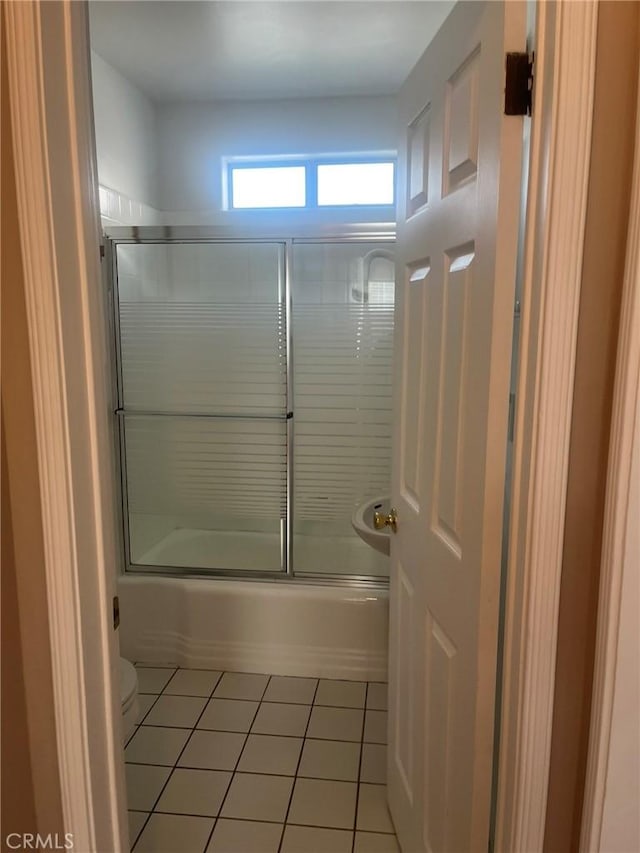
[99,183,161,227]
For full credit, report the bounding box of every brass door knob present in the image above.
[373,508,398,533]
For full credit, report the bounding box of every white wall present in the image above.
[90,55,397,224]
[91,52,159,209]
[155,96,397,222]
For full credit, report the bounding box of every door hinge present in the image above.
[113,595,120,630]
[100,244,105,260]
[505,52,534,116]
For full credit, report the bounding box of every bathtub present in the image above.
[118,575,389,681]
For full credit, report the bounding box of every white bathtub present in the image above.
[118,575,389,681]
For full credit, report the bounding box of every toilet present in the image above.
[120,657,139,742]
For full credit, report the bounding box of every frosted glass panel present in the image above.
[113,237,395,579]
[292,242,394,577]
[125,415,286,572]
[116,241,287,573]
[116,243,285,415]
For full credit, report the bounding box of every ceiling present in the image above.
[88,1,453,102]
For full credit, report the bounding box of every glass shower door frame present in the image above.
[108,235,290,579]
[105,224,395,585]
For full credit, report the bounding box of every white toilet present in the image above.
[120,657,139,742]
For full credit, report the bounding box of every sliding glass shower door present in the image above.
[110,231,395,580]
[291,242,395,578]
[114,241,288,573]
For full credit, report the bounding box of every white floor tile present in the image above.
[127,811,147,849]
[124,668,393,853]
[135,667,176,694]
[356,784,395,833]
[220,772,293,823]
[125,726,190,766]
[125,763,170,812]
[134,695,157,725]
[280,824,353,853]
[178,729,246,771]
[360,743,387,784]
[251,702,310,737]
[364,710,388,744]
[315,679,366,709]
[164,669,222,697]
[213,672,269,701]
[298,738,361,781]
[263,675,317,705]
[288,778,357,829]
[366,683,388,711]
[134,812,214,853]
[206,819,283,853]
[143,695,207,729]
[354,831,400,852]
[306,706,364,741]
[237,734,303,776]
[197,699,258,733]
[155,768,231,817]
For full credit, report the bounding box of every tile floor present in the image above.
[126,665,399,853]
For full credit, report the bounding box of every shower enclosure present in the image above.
[106,226,395,584]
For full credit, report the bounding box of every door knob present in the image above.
[373,508,398,533]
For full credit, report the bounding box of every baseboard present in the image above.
[122,629,388,681]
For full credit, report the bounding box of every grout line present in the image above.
[125,760,363,785]
[202,673,277,851]
[159,668,182,694]
[143,810,385,834]
[225,677,272,777]
[135,722,342,738]
[126,811,148,850]
[277,677,320,853]
[123,687,165,749]
[135,692,163,725]
[351,682,368,853]
[127,669,396,852]
[124,725,140,750]
[142,693,368,711]
[137,683,373,713]
[132,669,225,852]
[185,670,242,853]
[129,807,152,850]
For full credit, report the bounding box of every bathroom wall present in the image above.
[93,57,398,574]
[155,95,397,222]
[91,51,161,224]
[90,53,398,226]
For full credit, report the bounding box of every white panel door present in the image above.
[388,3,525,851]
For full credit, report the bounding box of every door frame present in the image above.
[3,2,127,851]
[3,0,613,850]
[579,57,640,851]
[494,1,600,849]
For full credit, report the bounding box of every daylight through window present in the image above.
[228,158,395,210]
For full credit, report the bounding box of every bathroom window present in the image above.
[231,165,306,209]
[317,162,394,206]
[227,157,396,210]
